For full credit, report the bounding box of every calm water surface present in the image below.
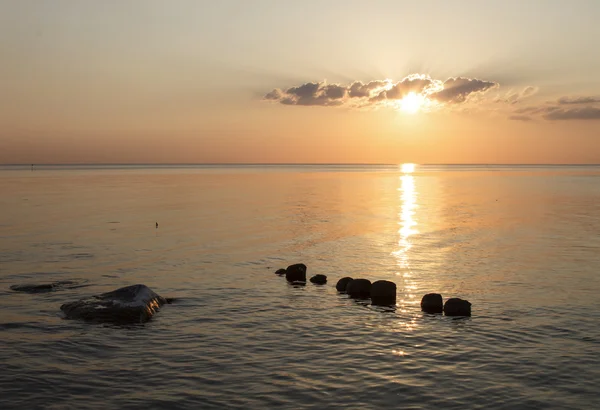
[1,165,599,409]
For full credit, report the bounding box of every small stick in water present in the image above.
[156,222,158,229]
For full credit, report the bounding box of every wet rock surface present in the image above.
[60,284,168,324]
[285,263,307,283]
[309,274,327,285]
[346,279,372,299]
[421,293,443,314]
[371,280,396,306]
[335,277,354,292]
[444,298,472,317]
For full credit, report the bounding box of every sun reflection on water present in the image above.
[393,163,419,324]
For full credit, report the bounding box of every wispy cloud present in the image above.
[496,86,538,105]
[264,74,498,108]
[509,115,534,122]
[544,106,600,120]
[509,95,600,121]
[557,96,600,105]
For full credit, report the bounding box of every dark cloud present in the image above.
[430,77,497,103]
[264,81,345,106]
[509,115,533,121]
[322,84,346,99]
[348,80,388,98]
[557,96,600,105]
[286,82,320,99]
[544,106,600,120]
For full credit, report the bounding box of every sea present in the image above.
[1,164,599,409]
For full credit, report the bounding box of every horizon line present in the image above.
[3,162,600,167]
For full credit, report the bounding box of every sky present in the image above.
[1,0,600,164]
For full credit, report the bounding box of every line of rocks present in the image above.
[276,263,471,316]
[421,293,471,316]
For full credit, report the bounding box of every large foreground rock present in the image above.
[336,277,353,292]
[285,263,307,283]
[346,279,372,299]
[443,298,472,317]
[60,284,168,324]
[371,280,396,306]
[421,293,443,314]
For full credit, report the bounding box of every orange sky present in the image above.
[1,0,600,164]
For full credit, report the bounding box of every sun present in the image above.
[401,163,415,173]
[399,92,425,114]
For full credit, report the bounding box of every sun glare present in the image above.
[400,92,425,114]
[401,163,415,173]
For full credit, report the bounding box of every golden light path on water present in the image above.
[392,163,419,334]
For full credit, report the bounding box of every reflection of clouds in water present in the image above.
[393,165,419,316]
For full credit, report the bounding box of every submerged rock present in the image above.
[10,280,85,294]
[421,293,443,313]
[310,274,327,285]
[60,284,168,324]
[346,279,372,299]
[336,277,354,292]
[443,298,472,317]
[371,280,396,306]
[275,268,287,275]
[285,263,307,283]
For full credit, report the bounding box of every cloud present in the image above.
[510,100,600,121]
[322,84,346,99]
[270,81,346,106]
[264,89,282,100]
[429,77,498,103]
[496,86,539,105]
[348,80,390,98]
[522,86,537,98]
[544,106,600,120]
[509,115,533,121]
[380,75,435,100]
[557,96,600,105]
[264,74,498,109]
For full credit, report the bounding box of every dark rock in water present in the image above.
[336,277,354,292]
[285,263,307,283]
[10,280,83,294]
[371,280,396,306]
[421,293,443,313]
[275,268,287,275]
[60,284,167,324]
[346,279,372,299]
[310,274,327,285]
[444,298,472,317]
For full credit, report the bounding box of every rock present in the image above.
[60,284,168,324]
[10,280,86,294]
[310,274,327,285]
[371,280,396,306]
[443,298,472,317]
[275,268,287,275]
[336,277,354,292]
[421,293,443,313]
[285,263,307,283]
[346,279,372,299]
